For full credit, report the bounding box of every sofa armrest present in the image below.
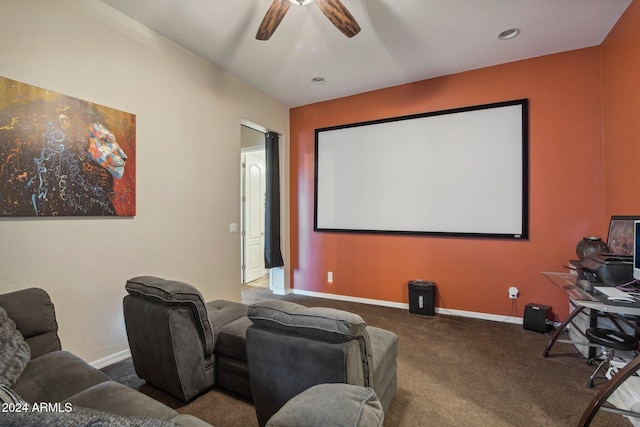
[266,384,384,427]
[248,300,368,342]
[0,287,61,358]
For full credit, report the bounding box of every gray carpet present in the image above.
[102,289,633,426]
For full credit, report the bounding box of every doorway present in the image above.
[241,147,267,285]
[240,120,286,295]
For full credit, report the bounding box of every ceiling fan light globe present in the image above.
[289,0,315,5]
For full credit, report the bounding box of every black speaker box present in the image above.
[523,303,552,333]
[408,280,435,316]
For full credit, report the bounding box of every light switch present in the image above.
[230,223,238,233]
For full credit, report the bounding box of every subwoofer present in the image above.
[523,303,551,333]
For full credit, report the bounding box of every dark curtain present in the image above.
[264,132,284,268]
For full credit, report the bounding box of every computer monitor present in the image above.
[634,220,640,281]
[607,215,640,255]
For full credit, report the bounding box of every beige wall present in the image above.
[0,0,289,364]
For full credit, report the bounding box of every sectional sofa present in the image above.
[0,287,211,426]
[0,281,396,427]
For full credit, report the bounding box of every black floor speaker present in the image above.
[523,303,552,333]
[408,280,435,316]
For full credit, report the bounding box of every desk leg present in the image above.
[543,305,586,358]
[578,354,640,426]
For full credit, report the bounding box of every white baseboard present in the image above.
[292,289,407,309]
[291,289,523,325]
[436,307,523,325]
[90,349,131,369]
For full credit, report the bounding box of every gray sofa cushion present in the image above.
[217,316,252,360]
[0,405,179,427]
[0,307,31,387]
[1,381,181,426]
[13,350,109,403]
[126,276,214,355]
[266,383,384,427]
[0,288,61,359]
[64,382,213,425]
[170,414,218,427]
[207,300,249,336]
[248,300,367,342]
[64,381,179,420]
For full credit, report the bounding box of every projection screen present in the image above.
[314,99,529,239]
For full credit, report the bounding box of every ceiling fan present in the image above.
[256,0,361,41]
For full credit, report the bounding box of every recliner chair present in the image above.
[123,276,252,402]
[245,300,398,427]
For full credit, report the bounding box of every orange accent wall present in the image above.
[601,0,640,219]
[288,28,640,319]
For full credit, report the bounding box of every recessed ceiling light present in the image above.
[311,77,326,84]
[498,28,520,40]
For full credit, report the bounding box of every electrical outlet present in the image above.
[328,271,333,283]
[508,286,519,299]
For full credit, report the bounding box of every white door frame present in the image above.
[240,118,286,295]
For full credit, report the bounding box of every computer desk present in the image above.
[542,272,640,426]
[542,272,640,358]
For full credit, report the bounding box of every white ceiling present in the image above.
[101,0,631,108]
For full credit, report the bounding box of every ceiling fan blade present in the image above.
[316,0,361,38]
[256,0,291,41]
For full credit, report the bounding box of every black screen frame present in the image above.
[313,99,529,239]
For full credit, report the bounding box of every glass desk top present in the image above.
[542,272,640,316]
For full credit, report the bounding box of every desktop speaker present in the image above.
[523,303,552,333]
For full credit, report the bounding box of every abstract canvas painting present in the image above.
[0,77,136,216]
